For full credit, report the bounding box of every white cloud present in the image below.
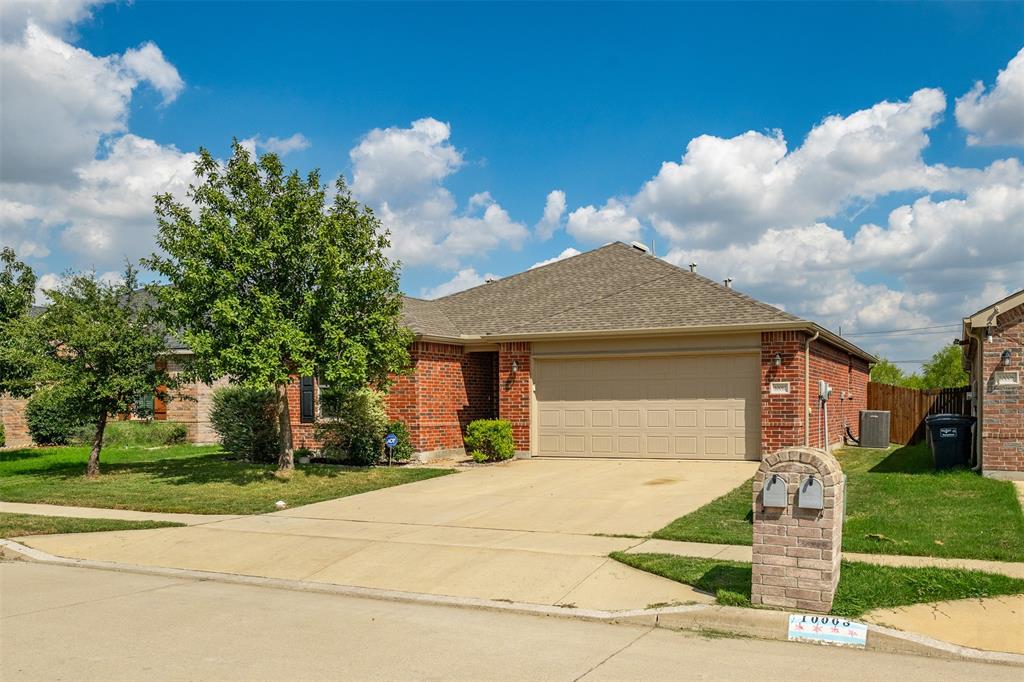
[349,118,529,267]
[632,88,953,247]
[420,267,499,299]
[239,132,311,157]
[121,42,184,105]
[955,48,1024,147]
[535,189,566,240]
[530,247,580,269]
[2,135,199,268]
[0,1,110,40]
[0,22,184,183]
[566,199,643,244]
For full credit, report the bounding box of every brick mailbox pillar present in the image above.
[751,446,845,613]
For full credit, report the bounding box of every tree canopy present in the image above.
[870,344,968,390]
[19,267,173,476]
[147,142,411,470]
[0,248,37,396]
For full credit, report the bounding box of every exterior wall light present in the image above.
[1002,349,1012,366]
[773,352,782,367]
[511,359,519,374]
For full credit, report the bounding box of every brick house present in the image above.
[2,242,875,459]
[961,289,1024,479]
[291,242,874,461]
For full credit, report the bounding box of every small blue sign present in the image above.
[384,433,399,448]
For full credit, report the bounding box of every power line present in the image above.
[844,323,961,337]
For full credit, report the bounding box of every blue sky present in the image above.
[2,1,1023,368]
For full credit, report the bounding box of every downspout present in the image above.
[804,330,820,446]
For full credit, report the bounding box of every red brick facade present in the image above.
[760,331,870,454]
[285,341,501,456]
[977,303,1023,474]
[498,342,532,454]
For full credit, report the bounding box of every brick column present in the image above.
[760,331,806,454]
[751,446,845,614]
[498,342,531,455]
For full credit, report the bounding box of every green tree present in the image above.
[869,358,906,386]
[920,344,969,389]
[147,142,411,471]
[0,248,37,396]
[19,267,173,476]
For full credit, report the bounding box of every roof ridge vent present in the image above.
[629,241,649,253]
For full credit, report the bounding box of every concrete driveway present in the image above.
[20,458,756,610]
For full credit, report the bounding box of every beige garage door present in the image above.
[534,354,760,460]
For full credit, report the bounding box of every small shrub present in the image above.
[85,420,189,448]
[316,387,389,466]
[26,387,88,445]
[0,422,5,448]
[464,419,515,463]
[384,420,414,463]
[210,386,278,462]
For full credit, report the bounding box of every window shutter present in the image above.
[300,377,316,423]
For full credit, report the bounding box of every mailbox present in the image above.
[798,475,824,510]
[762,474,788,508]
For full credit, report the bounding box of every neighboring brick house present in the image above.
[961,289,1024,480]
[292,242,873,461]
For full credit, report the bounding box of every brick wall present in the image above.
[761,332,806,454]
[287,342,500,456]
[981,303,1024,474]
[498,342,531,454]
[0,395,30,448]
[808,340,870,449]
[761,331,869,453]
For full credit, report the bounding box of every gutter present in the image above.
[805,330,820,446]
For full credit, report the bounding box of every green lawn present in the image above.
[612,552,1024,618]
[0,512,181,538]
[0,445,453,515]
[654,443,1024,562]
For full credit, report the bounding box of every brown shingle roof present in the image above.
[405,242,800,336]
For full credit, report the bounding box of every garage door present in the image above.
[534,354,760,460]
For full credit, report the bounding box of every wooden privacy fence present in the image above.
[866,383,970,445]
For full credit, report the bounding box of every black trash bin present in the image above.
[924,414,974,470]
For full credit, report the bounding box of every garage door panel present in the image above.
[535,354,760,461]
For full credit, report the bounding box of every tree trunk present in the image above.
[85,412,108,478]
[276,382,294,471]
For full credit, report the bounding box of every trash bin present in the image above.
[924,414,974,470]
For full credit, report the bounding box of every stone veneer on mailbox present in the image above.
[751,446,845,614]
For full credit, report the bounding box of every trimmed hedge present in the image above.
[210,386,279,462]
[26,387,88,445]
[82,420,189,448]
[464,419,515,463]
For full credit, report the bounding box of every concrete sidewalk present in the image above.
[0,501,241,526]
[625,537,1024,655]
[626,538,1024,579]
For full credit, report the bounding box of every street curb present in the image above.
[3,538,1022,668]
